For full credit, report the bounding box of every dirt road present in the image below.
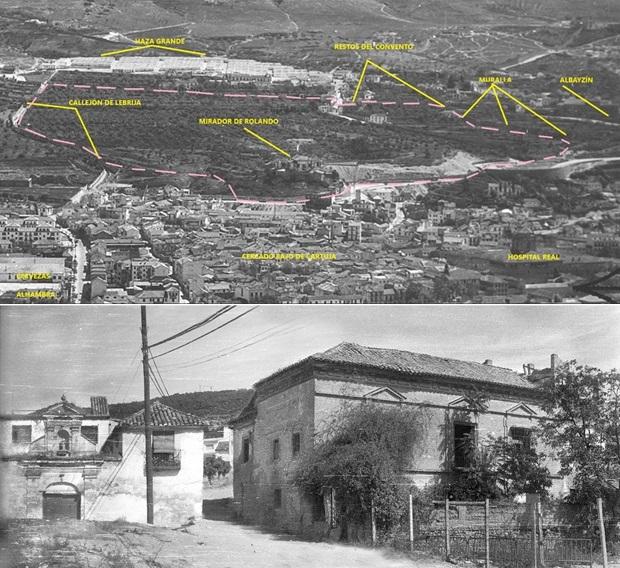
[2,518,452,568]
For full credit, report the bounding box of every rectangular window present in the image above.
[12,425,32,443]
[242,437,250,463]
[311,491,325,521]
[292,432,301,457]
[273,438,280,461]
[454,423,475,468]
[81,426,98,445]
[274,488,282,509]
[510,427,532,449]
[152,431,174,454]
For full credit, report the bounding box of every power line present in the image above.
[151,307,260,360]
[161,322,298,372]
[147,361,167,398]
[148,306,235,349]
[148,349,170,397]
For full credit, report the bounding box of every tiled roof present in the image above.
[312,342,536,390]
[121,401,208,428]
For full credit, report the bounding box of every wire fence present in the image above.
[370,497,603,568]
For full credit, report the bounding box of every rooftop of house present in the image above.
[253,342,537,392]
[120,401,208,429]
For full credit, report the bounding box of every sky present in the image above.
[1,305,619,413]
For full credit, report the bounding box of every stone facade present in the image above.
[231,343,565,534]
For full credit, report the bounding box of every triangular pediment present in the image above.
[448,396,470,408]
[506,402,537,416]
[363,387,406,402]
[43,402,84,417]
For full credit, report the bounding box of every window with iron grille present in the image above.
[273,438,280,461]
[152,431,175,459]
[509,427,532,449]
[274,488,282,509]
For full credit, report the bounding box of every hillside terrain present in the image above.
[109,388,252,423]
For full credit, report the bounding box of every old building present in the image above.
[230,343,564,533]
[0,397,208,526]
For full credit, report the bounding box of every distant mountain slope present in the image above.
[109,389,253,425]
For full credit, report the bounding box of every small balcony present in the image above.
[152,451,181,472]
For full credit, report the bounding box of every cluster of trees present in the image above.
[204,455,231,483]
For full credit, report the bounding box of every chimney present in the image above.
[550,354,559,372]
[523,363,535,377]
[483,359,493,366]
[90,396,109,416]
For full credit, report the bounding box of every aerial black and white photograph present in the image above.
[0,0,618,303]
[1,304,619,567]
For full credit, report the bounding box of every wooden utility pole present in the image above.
[484,498,490,568]
[444,498,450,561]
[597,497,608,568]
[141,306,154,524]
[409,492,414,552]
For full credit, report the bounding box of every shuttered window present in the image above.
[152,431,174,453]
[12,425,32,443]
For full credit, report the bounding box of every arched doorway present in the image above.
[43,483,81,520]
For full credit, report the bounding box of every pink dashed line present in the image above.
[361,100,378,104]
[307,96,321,101]
[23,128,47,139]
[340,102,356,107]
[21,77,574,205]
[83,146,100,158]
